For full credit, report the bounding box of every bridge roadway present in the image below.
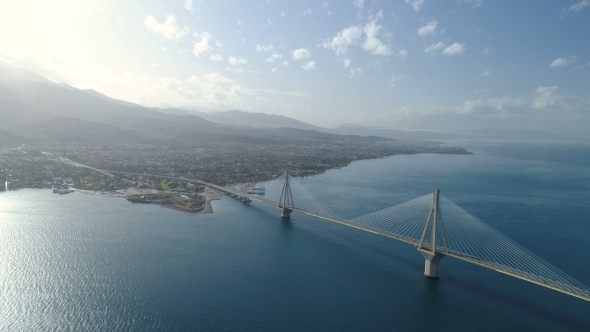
[47,158,590,302]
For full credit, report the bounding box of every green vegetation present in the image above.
[160,179,170,191]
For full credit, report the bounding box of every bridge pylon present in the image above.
[417,189,449,279]
[277,170,294,218]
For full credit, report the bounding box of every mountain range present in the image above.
[0,65,579,144]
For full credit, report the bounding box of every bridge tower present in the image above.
[417,189,449,278]
[278,170,294,218]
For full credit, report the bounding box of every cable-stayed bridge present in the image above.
[47,158,590,303]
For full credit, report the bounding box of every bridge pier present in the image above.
[280,208,293,219]
[419,250,444,279]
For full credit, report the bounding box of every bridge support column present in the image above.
[280,208,293,219]
[419,250,444,279]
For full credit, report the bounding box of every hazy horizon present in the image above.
[1,0,589,136]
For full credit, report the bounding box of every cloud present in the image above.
[256,44,274,52]
[228,56,248,65]
[322,25,363,56]
[443,43,466,55]
[563,1,589,15]
[282,61,289,66]
[459,0,483,8]
[549,58,570,67]
[481,70,491,76]
[533,86,558,109]
[418,20,437,37]
[117,17,124,23]
[389,75,405,87]
[343,58,351,68]
[304,9,312,15]
[271,68,278,73]
[184,0,193,12]
[144,15,189,41]
[292,48,311,60]
[210,54,223,61]
[193,31,212,58]
[265,52,283,62]
[405,0,425,12]
[363,11,392,56]
[395,49,408,58]
[354,0,365,9]
[302,61,317,70]
[281,11,285,17]
[350,68,363,77]
[424,42,445,54]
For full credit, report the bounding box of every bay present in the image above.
[0,140,589,331]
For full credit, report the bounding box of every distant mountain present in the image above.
[328,124,467,140]
[459,128,580,140]
[17,117,145,144]
[0,99,53,130]
[190,109,324,130]
[150,107,189,116]
[0,65,220,129]
[83,89,142,108]
[0,65,54,85]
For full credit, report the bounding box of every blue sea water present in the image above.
[0,140,589,331]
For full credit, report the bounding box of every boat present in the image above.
[53,188,59,193]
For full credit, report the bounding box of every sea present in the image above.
[0,139,589,331]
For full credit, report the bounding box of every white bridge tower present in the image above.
[417,189,449,278]
[278,170,294,218]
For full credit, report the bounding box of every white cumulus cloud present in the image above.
[256,44,274,52]
[302,60,317,70]
[292,48,311,60]
[228,56,248,65]
[184,0,193,12]
[144,15,189,41]
[354,0,365,9]
[459,0,483,8]
[193,31,212,58]
[418,20,437,37]
[443,43,466,55]
[565,1,589,13]
[322,25,363,56]
[549,58,570,67]
[210,54,223,61]
[424,42,445,54]
[265,52,283,62]
[405,0,425,12]
[363,11,392,56]
[534,86,559,109]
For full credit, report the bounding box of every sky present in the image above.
[0,0,589,135]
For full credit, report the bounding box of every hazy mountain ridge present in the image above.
[0,65,577,143]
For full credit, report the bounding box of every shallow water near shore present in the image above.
[1,140,589,331]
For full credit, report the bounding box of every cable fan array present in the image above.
[265,175,590,301]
